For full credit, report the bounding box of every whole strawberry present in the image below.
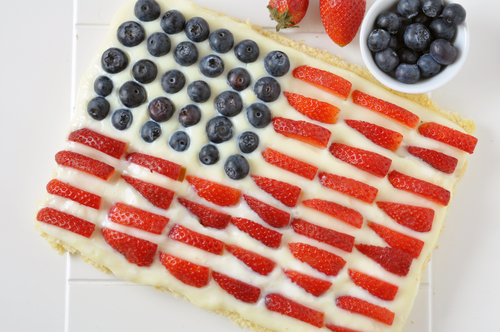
[268,0,309,31]
[320,0,366,47]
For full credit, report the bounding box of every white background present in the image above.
[1,0,499,331]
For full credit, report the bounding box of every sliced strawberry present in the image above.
[368,221,424,259]
[377,201,434,232]
[288,242,346,276]
[68,128,126,159]
[347,269,398,301]
[267,0,309,31]
[37,207,95,238]
[121,174,175,210]
[293,65,352,100]
[225,244,276,276]
[284,91,339,124]
[284,269,332,297]
[272,117,332,148]
[318,171,378,203]
[418,122,478,154]
[291,218,354,253]
[168,224,224,255]
[329,143,392,178]
[302,199,363,229]
[243,195,290,228]
[46,179,101,209]
[178,198,231,230]
[108,203,169,235]
[185,176,241,207]
[388,170,450,206]
[262,148,318,180]
[55,150,114,181]
[265,293,324,328]
[345,119,403,152]
[230,217,283,249]
[407,146,458,174]
[355,244,413,277]
[102,228,157,267]
[126,152,184,181]
[351,90,419,128]
[159,252,210,288]
[325,324,360,332]
[336,296,395,326]
[319,0,366,47]
[251,175,301,207]
[212,271,261,303]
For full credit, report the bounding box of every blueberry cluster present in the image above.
[367,0,466,84]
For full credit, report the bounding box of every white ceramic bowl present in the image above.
[360,0,469,94]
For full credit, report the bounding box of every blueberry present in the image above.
[134,0,161,22]
[141,121,162,143]
[199,54,225,78]
[93,76,113,97]
[429,18,455,40]
[246,103,271,128]
[215,91,243,117]
[187,81,211,103]
[388,35,399,50]
[234,40,260,63]
[111,109,133,130]
[185,17,210,42]
[119,81,147,108]
[376,11,402,34]
[148,97,175,122]
[101,48,128,74]
[174,41,199,66]
[132,59,157,84]
[375,48,400,72]
[117,21,145,47]
[417,53,442,77]
[421,0,444,18]
[179,104,202,127]
[264,51,290,77]
[413,11,433,26]
[169,131,190,152]
[397,0,420,19]
[398,47,420,64]
[442,3,466,26]
[254,77,280,102]
[238,131,259,153]
[161,70,186,94]
[199,144,219,165]
[429,39,457,65]
[227,67,251,91]
[146,32,171,57]
[87,97,110,120]
[206,116,233,143]
[395,63,420,83]
[367,29,391,52]
[209,29,234,53]
[404,23,431,52]
[160,10,186,34]
[224,155,250,180]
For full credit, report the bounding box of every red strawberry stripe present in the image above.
[159,252,210,288]
[168,224,224,255]
[244,195,290,228]
[325,324,360,332]
[178,198,231,230]
[272,117,332,148]
[302,199,363,229]
[186,176,241,207]
[126,152,184,181]
[345,119,403,152]
[336,296,395,326]
[318,171,378,203]
[347,269,398,301]
[418,122,478,154]
[388,170,451,206]
[46,179,101,209]
[225,244,276,276]
[293,65,352,100]
[291,218,354,253]
[68,128,126,159]
[284,269,332,297]
[262,148,318,180]
[407,146,458,174]
[37,207,95,238]
[284,91,339,124]
[356,244,413,277]
[230,217,283,249]
[108,203,169,235]
[102,228,157,267]
[288,242,346,276]
[351,90,419,128]
[251,175,301,207]
[121,175,175,210]
[368,221,424,259]
[265,293,325,328]
[376,201,434,232]
[329,143,392,178]
[55,150,114,181]
[212,271,261,303]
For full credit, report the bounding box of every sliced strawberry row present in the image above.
[126,152,184,181]
[302,199,363,229]
[284,269,332,297]
[336,296,395,326]
[325,324,360,332]
[225,244,276,276]
[388,170,450,206]
[212,271,261,303]
[102,228,157,267]
[122,175,175,210]
[262,148,318,180]
[288,242,346,276]
[318,171,378,203]
[292,65,352,101]
[351,90,419,129]
[291,219,354,253]
[265,293,325,328]
[368,221,424,259]
[347,269,398,301]
[168,224,224,255]
[376,201,434,232]
[230,217,282,249]
[329,143,392,178]
[46,179,101,209]
[284,92,340,124]
[251,175,301,207]
[272,117,332,149]
[159,252,210,288]
[186,176,241,207]
[355,244,413,277]
[108,203,169,235]
[37,207,95,238]
[68,128,126,159]
[345,119,403,152]
[55,150,114,181]
[244,195,290,228]
[418,122,478,154]
[178,198,231,230]
[407,146,458,174]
